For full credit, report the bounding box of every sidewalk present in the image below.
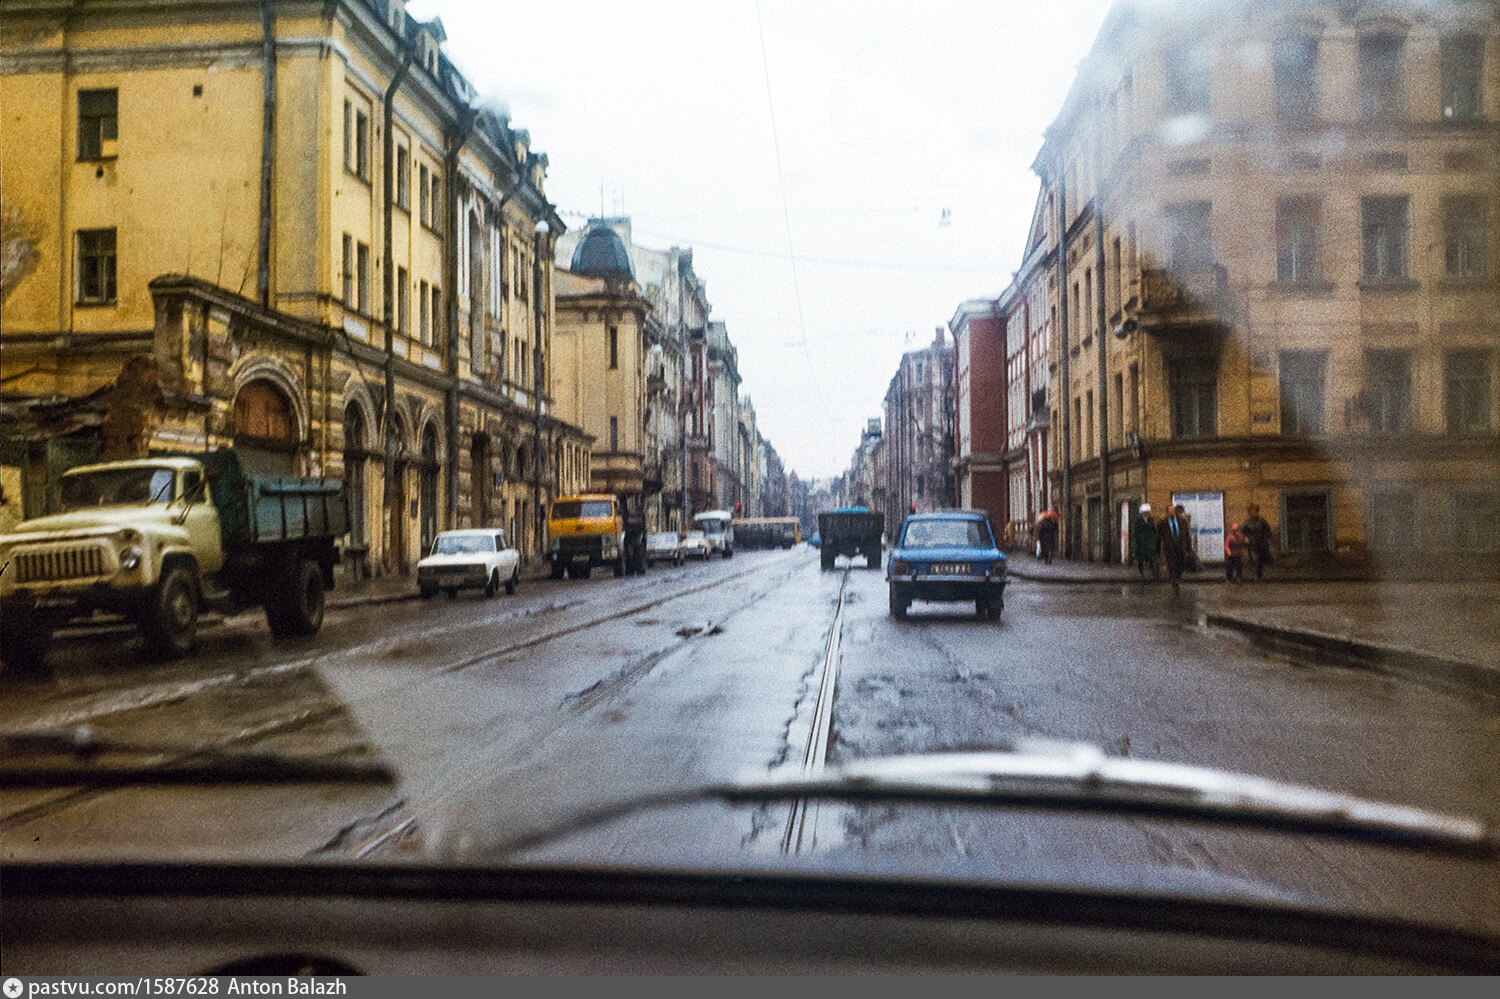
[326,557,558,609]
[1005,551,1500,694]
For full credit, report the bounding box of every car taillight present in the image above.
[989,560,1007,577]
[892,560,910,575]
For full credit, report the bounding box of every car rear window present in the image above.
[901,519,991,549]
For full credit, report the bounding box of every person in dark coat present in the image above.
[1130,503,1159,579]
[1157,504,1192,595]
[1036,507,1061,565]
[1241,504,1273,580]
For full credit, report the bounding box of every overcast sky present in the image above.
[409,0,1117,481]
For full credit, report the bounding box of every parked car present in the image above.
[679,531,712,560]
[417,529,520,599]
[646,532,685,567]
[886,510,1006,621]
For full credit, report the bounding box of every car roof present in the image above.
[437,528,502,536]
[907,509,989,520]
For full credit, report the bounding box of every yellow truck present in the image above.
[546,494,626,579]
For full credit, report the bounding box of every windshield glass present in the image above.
[3,0,1497,972]
[552,500,613,520]
[431,534,495,555]
[900,519,992,549]
[58,467,175,509]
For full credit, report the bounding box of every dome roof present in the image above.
[569,223,635,280]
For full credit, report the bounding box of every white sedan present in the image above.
[646,532,684,567]
[417,529,521,599]
[679,531,712,560]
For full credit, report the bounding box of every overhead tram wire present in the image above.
[755,0,834,431]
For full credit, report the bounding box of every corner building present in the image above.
[0,0,591,575]
[1034,0,1499,571]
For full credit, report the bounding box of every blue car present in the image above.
[887,510,1007,621]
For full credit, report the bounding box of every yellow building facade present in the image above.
[1,0,591,574]
[1033,0,1499,573]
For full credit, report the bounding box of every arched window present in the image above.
[234,378,297,474]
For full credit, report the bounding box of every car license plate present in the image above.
[930,563,967,575]
[572,553,591,562]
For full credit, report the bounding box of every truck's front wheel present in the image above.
[142,564,199,659]
[0,606,52,679]
[266,559,325,637]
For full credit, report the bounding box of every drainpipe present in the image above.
[381,47,412,572]
[1054,158,1072,558]
[257,0,275,309]
[1094,123,1112,563]
[443,105,485,532]
[532,220,550,558]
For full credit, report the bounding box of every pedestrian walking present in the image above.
[1224,523,1247,583]
[1130,503,1158,580]
[1158,504,1192,595]
[1036,507,1060,565]
[1242,504,1273,580]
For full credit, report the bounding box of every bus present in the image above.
[731,516,802,550]
[692,509,735,557]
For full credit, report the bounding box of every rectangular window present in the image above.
[608,327,619,369]
[1441,36,1483,122]
[341,234,353,306]
[397,266,409,334]
[1274,36,1319,123]
[1449,490,1500,552]
[396,146,410,210]
[419,279,430,344]
[1276,197,1320,283]
[1361,196,1409,281]
[1445,349,1492,434]
[76,228,116,304]
[354,109,369,180]
[1359,34,1404,120]
[1279,350,1327,436]
[1368,491,1418,552]
[1443,195,1487,279]
[1164,43,1212,114]
[429,174,442,233]
[419,164,430,226]
[356,241,370,314]
[1165,201,1213,269]
[1169,356,1217,439]
[609,416,619,452]
[77,88,118,160]
[1366,350,1410,434]
[431,285,442,344]
[1282,490,1332,552]
[516,245,527,301]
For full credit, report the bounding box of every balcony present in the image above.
[1139,264,1229,327]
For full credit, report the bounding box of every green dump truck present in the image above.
[0,449,347,675]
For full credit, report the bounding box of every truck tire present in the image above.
[613,556,625,578]
[868,549,882,570]
[821,551,835,571]
[0,607,52,679]
[266,558,325,637]
[723,547,733,559]
[550,563,565,580]
[484,570,500,598]
[141,563,199,659]
[889,587,909,620]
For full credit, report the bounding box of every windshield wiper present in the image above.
[0,725,393,786]
[487,739,1497,861]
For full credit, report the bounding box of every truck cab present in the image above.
[692,510,734,558]
[547,494,626,579]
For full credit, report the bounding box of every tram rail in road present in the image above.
[781,567,848,855]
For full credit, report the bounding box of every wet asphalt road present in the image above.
[1,546,1495,933]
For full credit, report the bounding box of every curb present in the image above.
[1204,612,1499,698]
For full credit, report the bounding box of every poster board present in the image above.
[1172,492,1224,565]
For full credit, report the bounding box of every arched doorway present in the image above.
[420,422,439,555]
[388,413,409,574]
[233,379,298,474]
[343,402,371,578]
[471,433,491,527]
